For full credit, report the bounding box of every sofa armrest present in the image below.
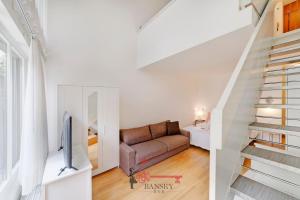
[120,142,136,176]
[181,129,190,147]
[180,129,190,139]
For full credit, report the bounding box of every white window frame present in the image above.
[10,48,25,170]
[0,32,25,191]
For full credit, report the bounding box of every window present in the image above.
[0,34,24,187]
[11,51,23,168]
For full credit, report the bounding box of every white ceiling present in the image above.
[130,0,172,29]
[140,25,254,111]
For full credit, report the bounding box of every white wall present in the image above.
[144,24,254,112]
[45,0,196,152]
[131,0,171,30]
[45,0,252,152]
[137,0,253,68]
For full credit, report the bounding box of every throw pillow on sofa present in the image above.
[149,120,170,139]
[167,121,181,135]
[120,126,152,145]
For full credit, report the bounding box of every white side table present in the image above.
[184,125,210,150]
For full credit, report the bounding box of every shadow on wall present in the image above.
[133,25,255,127]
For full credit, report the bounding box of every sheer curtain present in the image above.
[0,36,7,184]
[19,38,48,195]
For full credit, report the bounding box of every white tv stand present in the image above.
[41,145,92,200]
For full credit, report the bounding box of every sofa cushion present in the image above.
[149,121,169,139]
[155,135,189,151]
[120,126,152,145]
[167,121,181,135]
[131,140,168,164]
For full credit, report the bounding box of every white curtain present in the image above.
[19,39,48,195]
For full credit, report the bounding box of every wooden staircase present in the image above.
[231,29,300,200]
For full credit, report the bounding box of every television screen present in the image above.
[62,111,72,168]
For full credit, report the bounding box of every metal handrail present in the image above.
[243,0,270,19]
[245,2,261,17]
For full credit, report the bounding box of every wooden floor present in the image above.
[92,146,209,200]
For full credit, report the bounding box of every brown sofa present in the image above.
[119,121,190,176]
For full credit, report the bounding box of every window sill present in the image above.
[20,185,41,200]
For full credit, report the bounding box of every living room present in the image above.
[3,0,300,200]
[45,1,235,199]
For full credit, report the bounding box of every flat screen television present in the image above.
[58,111,77,176]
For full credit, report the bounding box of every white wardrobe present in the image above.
[58,85,119,176]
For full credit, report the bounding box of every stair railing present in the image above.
[209,0,275,199]
[240,0,270,23]
[245,2,262,17]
